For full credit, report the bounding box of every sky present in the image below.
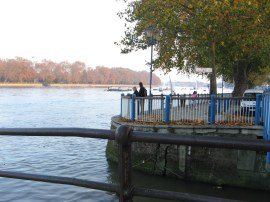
[0,0,209,83]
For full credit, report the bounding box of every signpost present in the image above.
[195,67,212,74]
[195,67,212,94]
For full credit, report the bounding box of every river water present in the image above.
[0,88,269,202]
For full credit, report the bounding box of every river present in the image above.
[0,88,269,202]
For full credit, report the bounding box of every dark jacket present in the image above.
[138,87,147,97]
[133,90,139,96]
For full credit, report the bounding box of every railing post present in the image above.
[224,99,229,112]
[263,94,270,164]
[115,125,133,202]
[131,94,136,122]
[148,95,153,112]
[255,94,262,125]
[210,94,216,125]
[121,93,124,117]
[267,100,270,165]
[160,94,164,110]
[164,95,171,124]
[263,95,268,140]
[181,94,186,107]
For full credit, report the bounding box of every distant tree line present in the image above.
[0,57,161,85]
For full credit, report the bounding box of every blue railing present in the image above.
[263,89,270,164]
[121,94,264,126]
[121,91,269,165]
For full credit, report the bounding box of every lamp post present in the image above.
[145,26,158,96]
[222,75,224,97]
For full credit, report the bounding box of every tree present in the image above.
[117,0,270,95]
[70,61,85,83]
[57,61,72,83]
[35,60,56,83]
[16,57,36,83]
[0,59,7,82]
[0,57,162,85]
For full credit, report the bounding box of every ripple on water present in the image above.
[0,179,118,202]
[0,135,114,201]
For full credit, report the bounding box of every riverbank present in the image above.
[0,83,43,88]
[107,115,270,191]
[0,83,137,88]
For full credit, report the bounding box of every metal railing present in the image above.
[263,90,270,163]
[170,96,210,124]
[121,94,263,126]
[1,126,270,201]
[215,96,262,125]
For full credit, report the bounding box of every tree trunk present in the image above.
[209,41,217,95]
[232,63,249,96]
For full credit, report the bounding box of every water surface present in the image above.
[0,88,269,202]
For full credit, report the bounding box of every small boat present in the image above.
[107,87,132,92]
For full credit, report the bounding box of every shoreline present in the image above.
[0,83,144,88]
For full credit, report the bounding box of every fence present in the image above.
[121,93,263,126]
[1,126,270,201]
[263,90,270,163]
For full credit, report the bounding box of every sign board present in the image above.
[195,67,212,74]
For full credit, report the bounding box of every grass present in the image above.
[0,83,43,87]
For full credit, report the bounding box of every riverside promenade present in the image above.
[106,91,270,191]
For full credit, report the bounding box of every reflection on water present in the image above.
[0,88,269,202]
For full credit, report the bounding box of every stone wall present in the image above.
[106,115,270,191]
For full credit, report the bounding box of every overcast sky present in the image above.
[0,0,208,83]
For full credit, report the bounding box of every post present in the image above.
[115,125,133,202]
[218,99,221,112]
[222,75,224,97]
[161,94,164,110]
[149,43,153,96]
[224,99,229,112]
[121,93,124,117]
[148,95,153,112]
[263,95,268,140]
[209,41,217,95]
[264,94,270,164]
[182,94,186,107]
[210,94,216,125]
[164,95,171,124]
[145,26,157,97]
[255,94,262,125]
[131,94,136,122]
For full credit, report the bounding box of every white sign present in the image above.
[195,67,212,73]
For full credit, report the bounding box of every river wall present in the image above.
[106,115,270,191]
